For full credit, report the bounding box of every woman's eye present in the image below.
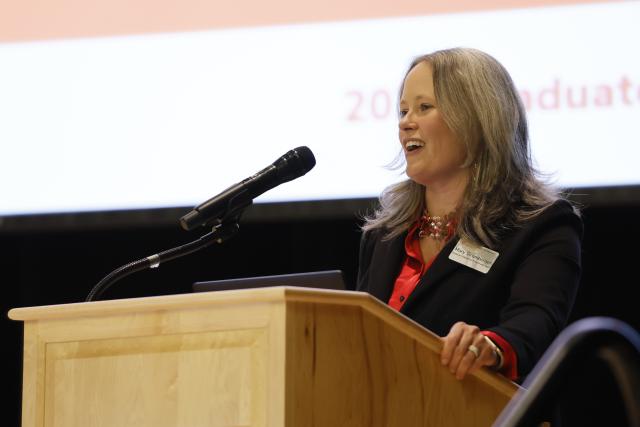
[420,103,432,111]
[399,110,408,117]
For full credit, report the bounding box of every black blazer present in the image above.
[357,200,583,379]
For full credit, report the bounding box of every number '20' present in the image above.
[346,90,393,121]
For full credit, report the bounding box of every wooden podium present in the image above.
[9,287,518,427]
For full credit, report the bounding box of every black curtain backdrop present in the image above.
[2,202,639,426]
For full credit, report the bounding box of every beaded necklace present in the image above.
[418,210,458,242]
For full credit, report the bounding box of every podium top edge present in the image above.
[7,286,370,322]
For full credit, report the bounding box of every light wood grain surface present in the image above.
[10,287,518,426]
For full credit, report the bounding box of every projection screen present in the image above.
[0,0,637,224]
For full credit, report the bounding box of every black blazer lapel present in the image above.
[400,237,463,314]
[367,232,406,303]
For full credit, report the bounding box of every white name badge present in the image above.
[448,240,499,274]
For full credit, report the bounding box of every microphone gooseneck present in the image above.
[85,221,240,302]
[85,146,316,302]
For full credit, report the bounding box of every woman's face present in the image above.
[399,61,469,190]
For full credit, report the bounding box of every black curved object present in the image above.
[85,221,239,302]
[180,146,316,231]
[493,317,640,427]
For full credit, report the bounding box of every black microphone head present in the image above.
[179,146,316,231]
[274,146,316,182]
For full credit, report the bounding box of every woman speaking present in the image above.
[357,48,582,382]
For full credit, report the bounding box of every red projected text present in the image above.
[345,75,639,122]
[520,76,638,110]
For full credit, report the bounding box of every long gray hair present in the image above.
[362,47,561,249]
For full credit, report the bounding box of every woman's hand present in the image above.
[441,321,499,380]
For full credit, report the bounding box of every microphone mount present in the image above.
[180,196,253,230]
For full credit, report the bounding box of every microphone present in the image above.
[180,146,316,231]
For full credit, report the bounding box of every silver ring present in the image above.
[467,344,480,358]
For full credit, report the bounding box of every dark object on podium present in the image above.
[192,270,346,293]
